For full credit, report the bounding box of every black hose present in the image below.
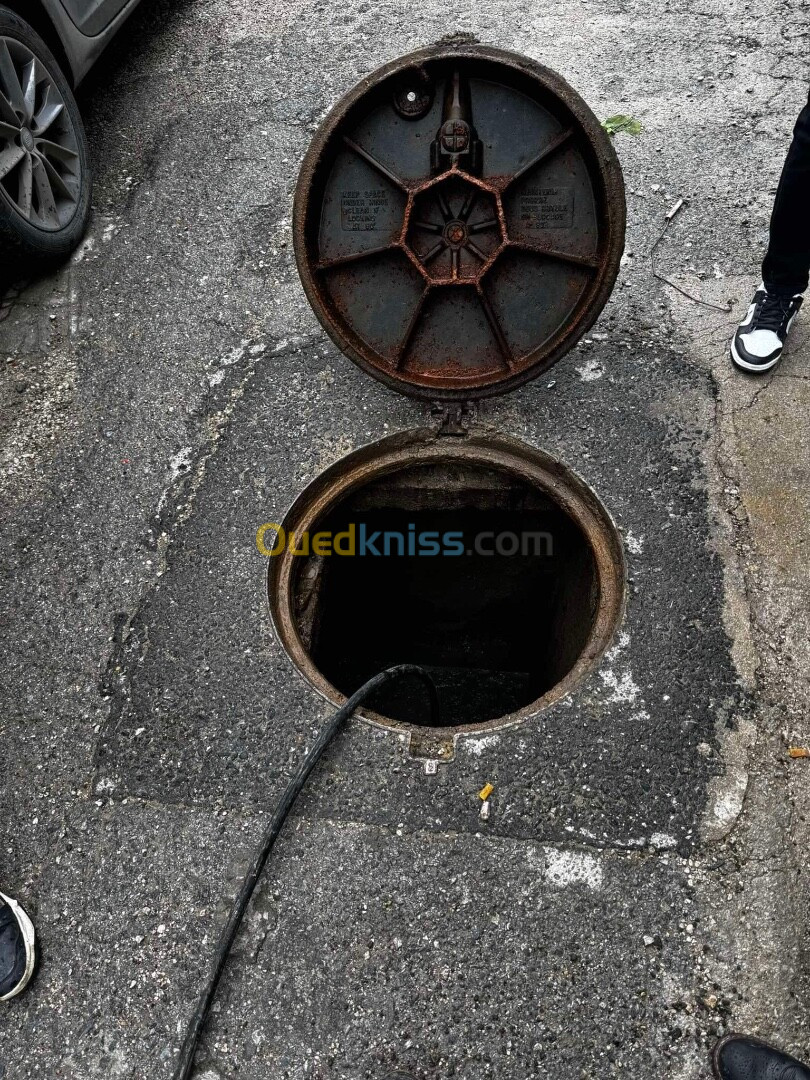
[172,664,440,1080]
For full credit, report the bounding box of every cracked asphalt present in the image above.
[1,0,809,1077]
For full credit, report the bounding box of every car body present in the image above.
[2,0,144,85]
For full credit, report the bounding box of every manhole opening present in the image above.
[270,438,625,732]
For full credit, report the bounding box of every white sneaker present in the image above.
[0,891,37,1001]
[731,283,803,373]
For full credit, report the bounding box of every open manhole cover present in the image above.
[268,431,626,733]
[294,43,625,399]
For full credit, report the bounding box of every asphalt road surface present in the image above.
[1,1,809,1077]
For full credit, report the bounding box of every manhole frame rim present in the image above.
[292,41,627,402]
[267,428,627,738]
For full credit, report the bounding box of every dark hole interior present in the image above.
[292,462,600,726]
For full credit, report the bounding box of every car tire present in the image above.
[0,6,91,264]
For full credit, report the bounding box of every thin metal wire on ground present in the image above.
[650,201,733,314]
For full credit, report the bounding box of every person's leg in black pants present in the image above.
[762,86,810,297]
[731,87,809,373]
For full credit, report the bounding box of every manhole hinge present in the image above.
[431,401,472,437]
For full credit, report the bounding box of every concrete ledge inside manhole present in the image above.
[268,431,625,734]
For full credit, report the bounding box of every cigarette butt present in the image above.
[666,198,685,220]
[479,782,494,801]
[480,800,491,821]
[788,747,810,759]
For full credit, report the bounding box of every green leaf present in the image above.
[602,114,643,137]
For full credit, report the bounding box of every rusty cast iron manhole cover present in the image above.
[294,44,625,400]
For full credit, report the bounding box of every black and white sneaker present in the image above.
[0,891,37,1001]
[731,283,803,373]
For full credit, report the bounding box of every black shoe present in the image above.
[713,1034,810,1080]
[731,283,803,373]
[0,891,37,1001]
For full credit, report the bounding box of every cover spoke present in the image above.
[510,239,599,270]
[435,187,452,220]
[459,187,477,221]
[477,285,515,368]
[420,240,445,265]
[469,218,498,234]
[502,127,575,190]
[316,244,395,271]
[394,288,429,369]
[413,219,442,234]
[342,135,408,191]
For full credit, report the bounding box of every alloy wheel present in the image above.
[0,35,81,231]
